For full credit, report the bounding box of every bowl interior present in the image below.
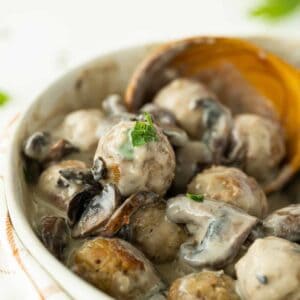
[6,36,300,300]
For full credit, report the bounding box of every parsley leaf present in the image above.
[130,112,158,147]
[251,0,300,21]
[186,193,204,202]
[0,90,10,106]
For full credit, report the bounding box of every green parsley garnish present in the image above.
[130,112,158,147]
[0,90,10,106]
[250,0,300,21]
[186,193,204,202]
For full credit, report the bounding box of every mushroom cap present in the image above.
[235,237,300,300]
[188,166,268,218]
[94,121,175,196]
[71,237,164,300]
[56,109,105,151]
[230,114,286,187]
[168,271,240,300]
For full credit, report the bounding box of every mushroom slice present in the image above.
[72,184,121,238]
[39,216,69,261]
[102,94,127,115]
[70,237,165,300]
[140,103,176,126]
[262,204,300,242]
[37,160,101,214]
[162,125,189,147]
[23,131,78,164]
[99,191,160,237]
[45,139,78,163]
[23,131,51,161]
[172,141,212,193]
[91,157,107,181]
[168,270,240,300]
[166,196,258,269]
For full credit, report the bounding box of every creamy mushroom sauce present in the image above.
[23,79,300,300]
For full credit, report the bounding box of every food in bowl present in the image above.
[21,37,300,300]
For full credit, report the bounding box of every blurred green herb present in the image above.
[0,90,10,106]
[251,0,300,20]
[130,112,157,147]
[186,193,204,202]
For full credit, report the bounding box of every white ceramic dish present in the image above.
[5,36,300,300]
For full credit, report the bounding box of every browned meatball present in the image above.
[154,78,232,160]
[70,238,164,300]
[94,120,175,196]
[188,166,268,218]
[235,237,300,300]
[130,202,187,263]
[230,114,286,185]
[168,271,240,300]
[56,109,105,151]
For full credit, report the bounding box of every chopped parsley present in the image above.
[130,112,158,147]
[186,193,204,202]
[0,90,10,106]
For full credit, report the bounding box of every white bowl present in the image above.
[5,37,300,300]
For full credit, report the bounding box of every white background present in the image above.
[0,0,300,127]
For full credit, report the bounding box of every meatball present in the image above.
[235,237,300,300]
[168,271,240,300]
[154,78,232,160]
[70,238,164,300]
[94,120,175,196]
[56,109,105,151]
[37,160,87,210]
[129,202,187,263]
[188,166,268,218]
[230,114,286,185]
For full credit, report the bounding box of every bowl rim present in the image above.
[5,34,300,300]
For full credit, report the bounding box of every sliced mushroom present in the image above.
[37,160,101,220]
[70,237,165,300]
[162,125,189,147]
[166,196,258,269]
[188,166,268,218]
[140,103,176,126]
[102,94,127,115]
[23,131,51,161]
[173,141,212,193]
[72,183,121,238]
[91,156,107,181]
[39,216,69,261]
[98,191,160,237]
[23,131,78,165]
[235,237,300,300]
[262,204,300,242]
[168,270,240,300]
